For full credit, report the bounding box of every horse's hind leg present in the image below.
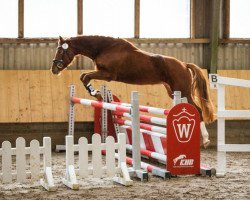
[169,82,210,148]
[163,83,173,98]
[80,70,112,100]
[185,95,210,148]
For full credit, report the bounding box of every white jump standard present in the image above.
[210,74,250,177]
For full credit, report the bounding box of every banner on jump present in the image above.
[167,103,200,175]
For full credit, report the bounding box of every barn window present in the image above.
[0,0,18,37]
[24,0,77,37]
[140,0,190,38]
[83,0,134,37]
[230,0,250,38]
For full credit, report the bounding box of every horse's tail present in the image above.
[186,63,215,123]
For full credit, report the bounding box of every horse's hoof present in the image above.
[90,90,102,100]
[95,91,103,101]
[203,140,210,148]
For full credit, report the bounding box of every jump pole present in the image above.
[112,91,186,115]
[114,118,166,134]
[113,111,166,126]
[71,97,131,113]
[112,102,170,116]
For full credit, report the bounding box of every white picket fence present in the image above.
[63,133,132,190]
[0,137,56,191]
[209,74,250,177]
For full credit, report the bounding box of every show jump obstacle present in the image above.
[62,133,132,189]
[66,85,213,179]
[209,74,250,177]
[0,137,56,191]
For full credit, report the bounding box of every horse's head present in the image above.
[51,36,75,75]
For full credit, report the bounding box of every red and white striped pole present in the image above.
[113,111,166,126]
[71,97,131,113]
[116,155,170,179]
[126,144,166,163]
[114,118,166,135]
[120,125,166,155]
[112,101,170,116]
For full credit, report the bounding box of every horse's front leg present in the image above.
[80,70,112,100]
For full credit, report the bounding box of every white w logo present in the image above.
[177,124,191,138]
[173,117,195,143]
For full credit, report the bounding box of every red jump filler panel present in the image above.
[167,103,200,175]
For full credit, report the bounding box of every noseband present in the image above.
[53,43,69,68]
[52,59,64,67]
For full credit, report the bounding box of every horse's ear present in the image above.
[59,36,64,42]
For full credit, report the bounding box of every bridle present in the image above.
[53,43,69,69]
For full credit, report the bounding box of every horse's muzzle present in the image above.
[51,66,60,75]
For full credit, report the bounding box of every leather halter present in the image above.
[52,44,68,68]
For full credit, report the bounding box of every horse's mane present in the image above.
[67,35,137,58]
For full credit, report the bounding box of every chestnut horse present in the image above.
[51,36,214,147]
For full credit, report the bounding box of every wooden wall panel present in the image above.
[60,71,73,121]
[108,82,129,102]
[72,70,84,121]
[29,71,43,122]
[7,71,20,122]
[217,70,250,113]
[17,71,31,122]
[71,71,106,122]
[0,72,9,122]
[39,71,53,122]
[50,72,65,122]
[0,70,249,123]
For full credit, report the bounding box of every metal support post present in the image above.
[130,91,148,181]
[101,85,108,142]
[68,85,76,136]
[173,91,182,106]
[56,85,75,152]
[107,90,120,137]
